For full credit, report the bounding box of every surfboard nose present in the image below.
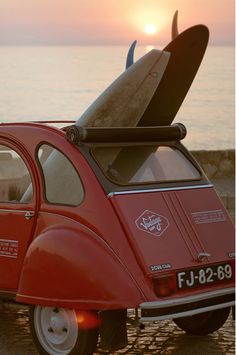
[76,19,209,129]
[77,49,170,128]
[138,24,209,127]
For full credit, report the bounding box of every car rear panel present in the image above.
[110,186,234,276]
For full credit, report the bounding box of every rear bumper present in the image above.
[140,287,235,322]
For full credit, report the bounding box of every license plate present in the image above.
[177,263,233,289]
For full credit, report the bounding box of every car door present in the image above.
[0,141,37,291]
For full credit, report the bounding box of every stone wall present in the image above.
[191,150,235,217]
[191,149,235,179]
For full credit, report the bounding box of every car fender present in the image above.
[16,225,145,309]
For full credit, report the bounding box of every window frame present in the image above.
[0,142,34,204]
[36,142,85,207]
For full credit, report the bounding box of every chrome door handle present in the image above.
[24,211,35,220]
[198,252,211,261]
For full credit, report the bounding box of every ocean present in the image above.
[0,45,234,150]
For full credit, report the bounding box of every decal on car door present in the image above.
[191,209,227,224]
[149,263,172,271]
[135,210,169,237]
[0,239,18,258]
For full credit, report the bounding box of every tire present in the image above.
[29,305,99,355]
[174,307,231,336]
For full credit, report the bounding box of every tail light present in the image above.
[152,273,177,297]
[76,311,101,329]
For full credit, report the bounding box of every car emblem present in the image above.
[135,210,170,237]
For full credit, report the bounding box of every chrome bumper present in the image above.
[140,287,235,322]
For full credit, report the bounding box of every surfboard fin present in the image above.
[172,10,179,39]
[126,40,137,69]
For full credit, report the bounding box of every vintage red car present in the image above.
[0,121,234,355]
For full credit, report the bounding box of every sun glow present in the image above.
[144,23,157,35]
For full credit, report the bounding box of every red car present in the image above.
[0,121,234,355]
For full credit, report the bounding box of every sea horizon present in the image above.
[0,45,234,151]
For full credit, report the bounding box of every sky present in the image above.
[0,0,234,45]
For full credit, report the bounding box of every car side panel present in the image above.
[16,223,147,309]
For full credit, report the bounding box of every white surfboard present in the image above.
[77,49,170,128]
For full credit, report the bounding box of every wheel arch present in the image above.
[16,225,144,309]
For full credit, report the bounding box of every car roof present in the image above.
[0,120,75,129]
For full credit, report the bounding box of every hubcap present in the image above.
[34,306,78,354]
[50,313,67,337]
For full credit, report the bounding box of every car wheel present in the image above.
[173,307,231,335]
[29,305,99,355]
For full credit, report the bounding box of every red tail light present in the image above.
[76,311,101,329]
[152,273,177,297]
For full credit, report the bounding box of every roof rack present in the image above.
[66,123,187,144]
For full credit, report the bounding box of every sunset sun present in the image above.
[144,23,157,35]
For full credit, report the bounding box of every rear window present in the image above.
[92,145,200,185]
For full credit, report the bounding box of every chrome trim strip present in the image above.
[140,287,234,310]
[108,184,213,198]
[141,301,234,322]
[0,209,29,213]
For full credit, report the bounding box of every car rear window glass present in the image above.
[92,145,201,185]
[38,144,84,206]
[0,145,32,203]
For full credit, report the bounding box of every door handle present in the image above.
[197,252,211,261]
[24,211,35,220]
